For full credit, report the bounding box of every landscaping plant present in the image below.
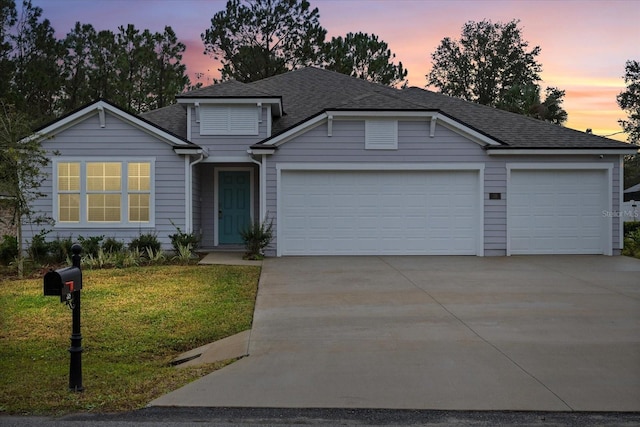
[239,217,273,260]
[129,233,161,256]
[623,227,640,258]
[0,234,18,265]
[169,220,199,254]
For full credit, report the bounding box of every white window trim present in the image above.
[52,157,156,228]
[365,119,398,150]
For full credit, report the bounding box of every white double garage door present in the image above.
[277,165,612,256]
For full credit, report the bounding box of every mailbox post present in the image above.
[68,244,83,392]
[43,243,84,392]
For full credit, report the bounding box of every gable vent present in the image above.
[200,105,259,135]
[365,120,398,150]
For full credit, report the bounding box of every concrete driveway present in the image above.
[151,255,640,411]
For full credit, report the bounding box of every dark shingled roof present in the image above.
[248,67,413,135]
[145,67,632,150]
[140,103,187,140]
[178,79,277,98]
[398,86,628,149]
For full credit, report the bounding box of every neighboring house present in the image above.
[24,67,637,256]
[622,184,640,223]
[624,183,640,202]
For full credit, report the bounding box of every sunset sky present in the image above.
[31,0,640,142]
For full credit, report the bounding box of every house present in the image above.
[623,184,640,223]
[624,183,640,203]
[25,67,637,256]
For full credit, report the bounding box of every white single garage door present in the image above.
[279,170,480,255]
[508,169,609,255]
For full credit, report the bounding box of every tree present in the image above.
[86,29,119,104]
[8,0,63,123]
[202,0,327,82]
[323,32,408,87]
[114,24,157,112]
[0,0,17,101]
[59,23,191,113]
[617,60,640,145]
[59,22,96,112]
[148,26,190,110]
[427,19,544,108]
[497,84,567,124]
[0,101,50,277]
[624,155,640,189]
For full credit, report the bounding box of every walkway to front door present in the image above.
[218,170,250,244]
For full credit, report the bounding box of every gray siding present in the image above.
[265,119,622,256]
[24,111,187,250]
[189,106,269,156]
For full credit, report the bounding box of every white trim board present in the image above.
[276,162,486,171]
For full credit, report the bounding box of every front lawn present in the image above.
[0,264,260,415]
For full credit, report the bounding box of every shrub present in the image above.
[144,247,166,264]
[168,221,199,253]
[623,229,640,259]
[129,233,161,256]
[83,248,111,269]
[122,248,142,268]
[0,235,18,265]
[78,235,104,258]
[239,217,273,260]
[173,243,195,264]
[27,230,50,263]
[102,237,124,254]
[47,236,73,264]
[624,221,640,237]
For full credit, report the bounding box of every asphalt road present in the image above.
[1,408,640,427]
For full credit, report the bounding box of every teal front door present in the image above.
[218,171,251,244]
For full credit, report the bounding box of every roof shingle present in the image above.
[145,67,633,150]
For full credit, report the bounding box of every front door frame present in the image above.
[214,166,254,246]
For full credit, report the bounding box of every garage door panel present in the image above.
[280,170,480,255]
[508,169,608,255]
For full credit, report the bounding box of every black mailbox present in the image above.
[44,266,82,302]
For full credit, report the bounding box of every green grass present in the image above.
[0,264,260,415]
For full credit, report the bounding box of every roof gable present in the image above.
[250,109,502,151]
[35,99,194,148]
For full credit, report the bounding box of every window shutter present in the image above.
[365,120,398,150]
